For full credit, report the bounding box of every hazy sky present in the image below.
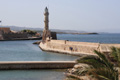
[0,0,120,33]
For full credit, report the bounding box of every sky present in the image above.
[0,0,120,33]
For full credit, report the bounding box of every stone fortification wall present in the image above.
[40,40,120,56]
[1,32,28,40]
[51,32,57,40]
[0,31,4,40]
[0,27,28,40]
[0,35,4,40]
[0,27,10,33]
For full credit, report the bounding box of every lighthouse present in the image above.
[42,7,51,42]
[44,7,49,30]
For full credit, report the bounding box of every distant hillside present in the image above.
[0,26,43,31]
[0,25,98,34]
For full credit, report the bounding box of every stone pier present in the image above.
[0,61,76,70]
[39,40,120,56]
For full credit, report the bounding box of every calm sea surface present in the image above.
[0,40,77,61]
[57,33,120,43]
[0,33,120,80]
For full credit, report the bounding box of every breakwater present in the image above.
[0,61,76,70]
[39,40,120,56]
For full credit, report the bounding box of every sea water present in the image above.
[57,33,120,43]
[0,33,120,80]
[0,40,77,61]
[0,39,77,80]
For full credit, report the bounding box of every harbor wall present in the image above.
[2,32,28,40]
[0,27,29,40]
[0,61,76,70]
[39,40,120,56]
[0,27,11,33]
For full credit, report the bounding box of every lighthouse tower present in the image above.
[42,7,51,42]
[44,7,49,30]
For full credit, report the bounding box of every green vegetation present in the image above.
[21,29,37,36]
[110,47,120,67]
[66,47,120,80]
